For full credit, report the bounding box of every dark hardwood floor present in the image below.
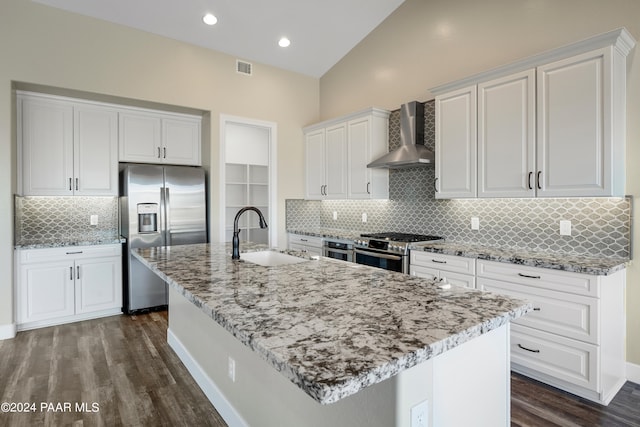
[1,312,638,426]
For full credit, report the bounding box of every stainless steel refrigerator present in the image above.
[120,164,207,313]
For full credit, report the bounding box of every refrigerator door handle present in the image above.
[159,186,166,245]
[164,187,171,246]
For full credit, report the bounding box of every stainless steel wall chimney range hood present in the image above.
[367,101,434,169]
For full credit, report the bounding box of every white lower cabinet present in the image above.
[287,233,323,257]
[477,259,626,405]
[16,244,122,330]
[410,252,476,289]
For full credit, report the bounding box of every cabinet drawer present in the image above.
[410,265,439,280]
[477,260,597,297]
[410,251,476,275]
[479,277,598,343]
[288,234,323,248]
[18,244,122,264]
[511,324,598,392]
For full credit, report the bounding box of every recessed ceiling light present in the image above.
[203,13,217,26]
[278,37,291,48]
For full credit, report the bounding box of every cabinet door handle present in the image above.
[69,266,73,280]
[533,307,541,311]
[517,343,540,353]
[527,172,533,190]
[157,147,161,158]
[300,239,308,242]
[163,147,167,159]
[366,182,370,194]
[65,251,83,255]
[536,171,542,190]
[434,177,439,193]
[518,273,541,279]
[69,178,72,191]
[76,266,80,280]
[432,259,447,264]
[75,178,79,191]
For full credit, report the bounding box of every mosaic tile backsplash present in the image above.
[287,100,631,259]
[15,196,120,245]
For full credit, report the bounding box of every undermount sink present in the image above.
[240,251,309,267]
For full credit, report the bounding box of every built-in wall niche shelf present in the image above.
[224,163,269,243]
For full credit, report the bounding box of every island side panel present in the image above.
[433,324,510,426]
[166,286,399,427]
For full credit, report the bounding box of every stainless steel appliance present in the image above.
[120,164,207,313]
[354,232,443,273]
[323,239,354,262]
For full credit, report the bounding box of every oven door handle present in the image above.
[354,248,403,261]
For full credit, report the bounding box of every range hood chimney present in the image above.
[367,101,434,169]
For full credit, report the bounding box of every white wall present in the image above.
[319,0,640,365]
[0,0,318,331]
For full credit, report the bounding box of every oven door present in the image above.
[323,246,353,262]
[354,248,405,273]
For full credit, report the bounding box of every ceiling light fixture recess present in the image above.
[278,37,291,48]
[203,13,217,25]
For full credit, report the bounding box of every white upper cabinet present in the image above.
[18,92,118,196]
[304,122,347,200]
[74,104,118,196]
[304,129,327,199]
[324,123,348,199]
[435,86,477,198]
[347,113,390,199]
[537,48,621,197]
[431,28,634,199]
[304,108,390,200]
[119,110,201,166]
[478,69,536,198]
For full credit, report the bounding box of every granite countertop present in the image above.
[411,241,628,276]
[287,229,628,276]
[15,236,126,250]
[133,242,531,405]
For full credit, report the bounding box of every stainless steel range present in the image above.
[354,232,443,274]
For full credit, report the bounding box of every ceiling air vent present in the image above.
[236,60,252,76]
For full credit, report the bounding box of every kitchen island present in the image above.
[134,243,531,427]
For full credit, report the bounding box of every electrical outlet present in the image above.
[560,220,572,236]
[411,400,428,427]
[90,215,99,226]
[362,212,367,223]
[333,211,338,220]
[471,217,480,230]
[228,356,236,382]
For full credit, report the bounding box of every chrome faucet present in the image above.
[232,207,268,259]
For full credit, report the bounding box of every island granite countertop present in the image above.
[134,242,530,405]
[287,228,628,276]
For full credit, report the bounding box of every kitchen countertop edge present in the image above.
[14,237,126,250]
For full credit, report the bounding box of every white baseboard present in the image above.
[0,323,17,340]
[627,361,640,385]
[167,328,248,427]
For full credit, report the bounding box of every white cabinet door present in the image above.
[324,123,347,199]
[305,129,326,199]
[74,105,119,195]
[20,261,75,323]
[435,86,477,198]
[347,116,372,199]
[537,48,614,197]
[75,257,122,314]
[118,111,163,163]
[19,95,74,195]
[478,70,536,198]
[162,117,201,165]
